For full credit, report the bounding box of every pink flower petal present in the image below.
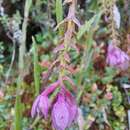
[39,95,50,118]
[31,95,51,118]
[31,95,41,118]
[31,80,60,118]
[52,93,70,130]
[62,88,78,125]
[41,80,60,96]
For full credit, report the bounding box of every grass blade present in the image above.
[15,95,22,130]
[32,37,40,96]
[56,0,63,35]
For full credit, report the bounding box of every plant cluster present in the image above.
[0,0,130,130]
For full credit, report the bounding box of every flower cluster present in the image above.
[106,43,130,70]
[31,1,80,130]
[31,79,77,130]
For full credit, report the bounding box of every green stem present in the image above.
[56,0,63,35]
[19,0,32,71]
[32,37,40,96]
[15,1,32,130]
[15,94,22,130]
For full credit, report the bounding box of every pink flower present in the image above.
[31,78,77,130]
[31,81,60,118]
[31,95,50,118]
[106,43,130,70]
[52,93,70,130]
[51,88,77,130]
[62,88,77,126]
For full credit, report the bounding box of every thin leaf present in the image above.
[56,0,63,35]
[77,12,102,40]
[32,37,40,96]
[14,95,22,130]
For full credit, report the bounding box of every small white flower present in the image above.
[113,4,121,29]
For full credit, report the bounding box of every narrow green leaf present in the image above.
[14,95,22,130]
[56,0,63,35]
[32,37,40,96]
[91,11,102,28]
[77,21,91,40]
[77,12,102,40]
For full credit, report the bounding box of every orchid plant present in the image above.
[31,0,80,130]
[98,0,130,71]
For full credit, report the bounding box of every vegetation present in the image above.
[0,0,130,130]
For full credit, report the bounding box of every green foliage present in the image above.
[0,0,129,130]
[106,85,126,129]
[77,12,102,40]
[102,67,117,84]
